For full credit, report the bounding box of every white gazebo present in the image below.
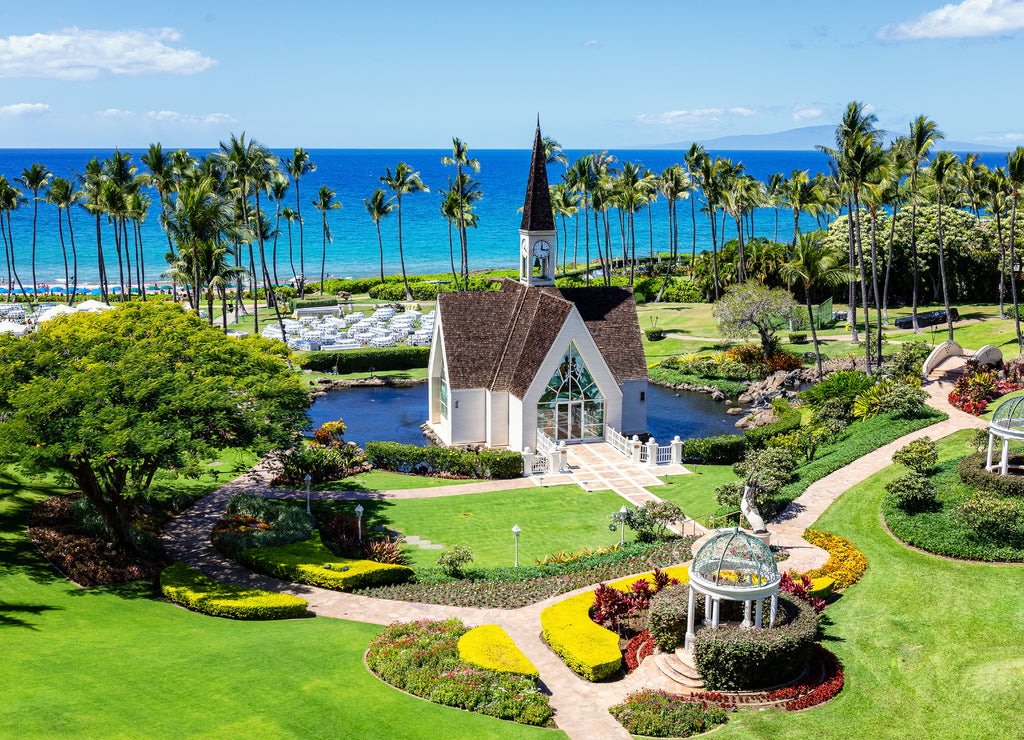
[684,528,781,653]
[986,396,1024,475]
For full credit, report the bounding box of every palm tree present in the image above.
[281,207,299,289]
[141,143,178,301]
[78,157,109,302]
[380,163,428,301]
[312,186,341,296]
[45,177,81,304]
[543,136,567,168]
[781,234,853,380]
[567,156,594,285]
[985,168,1011,319]
[1005,146,1024,352]
[165,179,227,317]
[127,192,151,301]
[364,188,395,285]
[655,164,688,302]
[930,150,959,342]
[441,139,481,285]
[0,177,33,309]
[765,172,785,244]
[16,163,52,302]
[549,182,576,274]
[684,143,705,277]
[163,240,247,328]
[285,148,316,294]
[906,115,943,333]
[268,171,290,290]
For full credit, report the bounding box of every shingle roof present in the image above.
[438,279,647,397]
[519,122,555,232]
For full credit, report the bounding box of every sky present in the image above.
[2,0,1024,149]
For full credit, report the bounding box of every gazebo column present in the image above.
[711,597,721,628]
[769,593,778,627]
[986,433,995,471]
[684,587,696,652]
[755,599,763,628]
[741,600,753,628]
[704,593,713,625]
[1001,438,1011,476]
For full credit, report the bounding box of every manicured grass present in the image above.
[716,434,1024,739]
[0,474,560,740]
[982,388,1024,420]
[312,485,635,570]
[311,470,485,492]
[890,317,1020,352]
[650,466,736,519]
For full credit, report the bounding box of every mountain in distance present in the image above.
[646,124,1009,153]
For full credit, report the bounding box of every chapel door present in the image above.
[556,401,584,441]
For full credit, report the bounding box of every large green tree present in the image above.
[712,282,799,361]
[0,302,308,552]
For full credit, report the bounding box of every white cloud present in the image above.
[144,110,236,125]
[99,108,135,118]
[0,102,51,116]
[583,39,599,47]
[862,103,876,115]
[728,106,757,117]
[636,107,761,127]
[878,0,1024,40]
[0,27,215,80]
[792,104,824,122]
[976,132,1024,143]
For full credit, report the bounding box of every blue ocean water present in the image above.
[0,148,1008,285]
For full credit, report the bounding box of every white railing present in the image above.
[637,444,649,463]
[606,426,630,457]
[536,431,555,458]
[608,427,683,466]
[532,456,549,474]
[656,446,673,464]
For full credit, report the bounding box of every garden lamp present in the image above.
[355,504,364,543]
[512,524,521,567]
[304,473,312,515]
[618,505,629,545]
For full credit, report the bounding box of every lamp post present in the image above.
[618,505,629,546]
[304,473,312,515]
[355,504,364,543]
[512,524,521,567]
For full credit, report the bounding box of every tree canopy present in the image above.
[0,302,309,551]
[713,282,799,359]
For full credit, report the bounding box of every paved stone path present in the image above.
[159,353,984,739]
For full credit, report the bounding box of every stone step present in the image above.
[654,652,705,689]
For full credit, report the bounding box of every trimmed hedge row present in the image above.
[300,346,430,373]
[458,625,539,680]
[541,566,689,682]
[743,406,802,449]
[365,441,523,479]
[693,593,819,691]
[289,297,340,311]
[237,531,414,591]
[958,452,1024,498]
[160,562,309,620]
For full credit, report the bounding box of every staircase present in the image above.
[653,647,705,690]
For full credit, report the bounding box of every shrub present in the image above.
[288,297,339,311]
[620,501,684,543]
[885,472,938,512]
[803,530,868,589]
[237,531,414,590]
[718,446,798,510]
[778,572,827,614]
[276,444,364,486]
[541,590,622,681]
[160,562,309,620]
[365,441,522,479]
[958,452,1024,498]
[644,327,665,341]
[437,544,474,577]
[682,434,747,465]
[300,346,430,373]
[954,494,1024,542]
[764,349,804,374]
[801,369,874,409]
[213,492,314,559]
[458,625,539,680]
[893,437,938,474]
[883,382,930,418]
[881,340,931,381]
[743,403,803,449]
[648,582,699,651]
[813,396,853,424]
[788,332,807,344]
[725,344,765,367]
[609,689,728,737]
[693,593,819,691]
[367,619,553,726]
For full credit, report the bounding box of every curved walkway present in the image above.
[160,354,983,740]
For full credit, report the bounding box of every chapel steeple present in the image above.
[519,118,557,286]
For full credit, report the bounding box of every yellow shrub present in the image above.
[458,625,539,680]
[804,530,868,590]
[540,566,689,682]
[160,562,308,620]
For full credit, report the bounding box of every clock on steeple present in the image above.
[518,119,557,286]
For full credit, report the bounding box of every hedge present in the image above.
[300,346,430,373]
[458,625,539,680]
[682,434,747,465]
[237,531,414,591]
[958,452,1024,498]
[289,297,340,311]
[693,593,819,691]
[743,404,802,448]
[160,562,309,620]
[365,441,523,479]
[541,567,688,681]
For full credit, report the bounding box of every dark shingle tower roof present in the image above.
[519,119,555,232]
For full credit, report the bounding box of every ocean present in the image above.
[0,148,1008,286]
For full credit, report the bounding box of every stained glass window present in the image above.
[536,342,605,441]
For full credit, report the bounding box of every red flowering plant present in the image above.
[779,572,827,614]
[949,359,1024,416]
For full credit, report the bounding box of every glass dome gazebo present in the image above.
[684,528,781,653]
[986,396,1024,475]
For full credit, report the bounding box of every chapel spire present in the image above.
[520,118,555,232]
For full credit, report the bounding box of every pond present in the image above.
[308,382,741,447]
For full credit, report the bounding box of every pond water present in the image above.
[308,382,740,446]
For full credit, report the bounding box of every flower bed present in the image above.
[623,630,655,673]
[160,562,309,620]
[237,531,414,591]
[366,619,553,726]
[802,530,868,589]
[609,689,729,737]
[358,538,697,609]
[948,361,1024,415]
[457,625,538,680]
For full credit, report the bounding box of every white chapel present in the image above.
[426,123,648,450]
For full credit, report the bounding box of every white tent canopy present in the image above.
[37,304,78,322]
[75,300,114,313]
[0,320,29,336]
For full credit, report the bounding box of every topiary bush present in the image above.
[693,593,819,691]
[458,625,539,680]
[682,434,747,465]
[644,327,665,341]
[541,589,623,681]
[958,452,1024,498]
[160,562,309,620]
[788,332,808,344]
[893,437,938,474]
[953,494,1024,543]
[365,441,522,479]
[885,471,938,513]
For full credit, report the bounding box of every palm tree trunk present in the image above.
[272,205,282,290]
[7,212,33,312]
[159,191,178,302]
[870,208,883,368]
[287,220,297,289]
[397,198,412,301]
[806,290,824,381]
[709,206,720,300]
[57,206,70,305]
[95,213,108,303]
[996,209,1007,320]
[221,286,228,333]
[882,209,898,326]
[296,180,305,293]
[447,219,460,290]
[583,198,591,287]
[1010,191,1022,352]
[376,221,386,285]
[936,190,953,342]
[853,194,871,374]
[847,197,858,343]
[690,190,697,280]
[629,209,637,287]
[911,171,921,333]
[31,194,38,303]
[1,212,12,303]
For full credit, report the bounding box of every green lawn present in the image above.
[890,316,1020,352]
[0,473,560,740]
[312,484,635,570]
[310,470,485,492]
[717,434,1024,740]
[649,466,735,519]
